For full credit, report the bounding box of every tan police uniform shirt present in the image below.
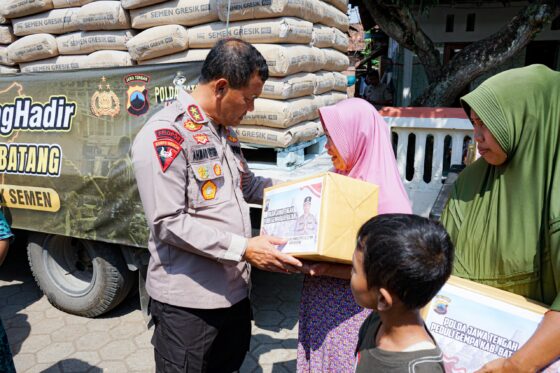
[132,89,272,309]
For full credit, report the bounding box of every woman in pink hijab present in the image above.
[297,98,411,372]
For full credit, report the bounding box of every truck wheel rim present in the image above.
[42,236,95,297]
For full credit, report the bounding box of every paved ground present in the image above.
[0,241,303,373]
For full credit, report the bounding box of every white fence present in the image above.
[382,108,474,216]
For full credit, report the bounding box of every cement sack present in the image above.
[0,26,16,44]
[83,50,134,68]
[237,120,322,147]
[0,16,8,24]
[13,8,80,36]
[121,0,167,10]
[1,0,54,19]
[217,0,322,23]
[0,66,19,73]
[241,96,319,128]
[20,54,87,71]
[188,17,312,48]
[7,33,59,63]
[77,1,130,31]
[52,0,94,8]
[318,1,348,32]
[130,0,218,29]
[323,0,348,13]
[311,25,334,48]
[126,24,188,61]
[261,72,316,100]
[333,71,347,92]
[333,27,348,52]
[57,30,134,54]
[317,91,346,107]
[313,71,335,95]
[137,48,209,64]
[322,48,349,71]
[254,44,324,77]
[0,47,15,66]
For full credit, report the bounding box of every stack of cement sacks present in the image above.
[0,0,135,73]
[129,0,349,148]
[0,0,350,149]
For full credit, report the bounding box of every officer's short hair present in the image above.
[356,214,454,310]
[199,38,269,89]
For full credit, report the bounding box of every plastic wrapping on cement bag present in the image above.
[8,33,59,63]
[237,120,323,147]
[260,72,316,100]
[188,17,312,48]
[57,30,135,55]
[241,96,319,128]
[77,1,131,31]
[13,8,80,36]
[130,0,218,29]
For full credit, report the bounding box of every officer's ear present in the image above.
[215,79,228,98]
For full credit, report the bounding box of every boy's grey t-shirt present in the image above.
[355,313,445,373]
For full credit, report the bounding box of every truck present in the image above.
[0,63,474,317]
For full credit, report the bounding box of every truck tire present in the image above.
[27,234,135,317]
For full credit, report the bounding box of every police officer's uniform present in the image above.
[132,88,271,372]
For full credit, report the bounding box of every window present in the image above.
[446,14,454,33]
[466,13,476,32]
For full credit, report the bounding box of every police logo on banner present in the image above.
[124,74,150,116]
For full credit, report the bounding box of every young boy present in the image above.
[352,214,454,372]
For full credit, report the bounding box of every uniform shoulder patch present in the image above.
[184,118,203,132]
[153,140,182,172]
[193,133,210,145]
[187,104,205,123]
[155,128,184,144]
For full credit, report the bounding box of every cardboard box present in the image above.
[423,276,559,372]
[260,172,379,263]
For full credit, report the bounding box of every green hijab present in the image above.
[441,64,560,310]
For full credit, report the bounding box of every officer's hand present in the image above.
[244,235,302,273]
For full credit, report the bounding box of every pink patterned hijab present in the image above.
[319,98,411,214]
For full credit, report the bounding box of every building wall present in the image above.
[417,2,560,43]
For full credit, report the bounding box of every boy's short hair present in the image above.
[356,214,454,310]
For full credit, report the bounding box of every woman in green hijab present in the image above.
[441,64,560,372]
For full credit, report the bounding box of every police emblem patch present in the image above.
[193,134,209,145]
[124,74,150,116]
[153,140,181,172]
[213,163,222,177]
[184,119,203,132]
[197,165,209,180]
[201,180,217,200]
[188,104,204,123]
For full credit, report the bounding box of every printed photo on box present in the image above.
[261,177,323,254]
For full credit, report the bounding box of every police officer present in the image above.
[132,39,302,373]
[294,196,318,236]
